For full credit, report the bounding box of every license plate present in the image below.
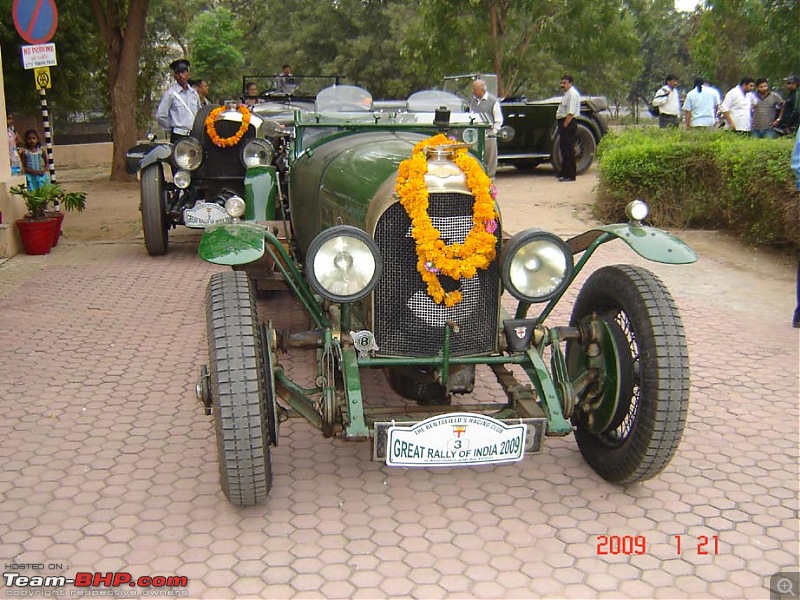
[382,413,537,468]
[183,202,232,228]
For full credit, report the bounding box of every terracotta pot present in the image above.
[46,211,66,247]
[16,218,57,255]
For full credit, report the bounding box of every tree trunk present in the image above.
[90,0,150,182]
[487,0,509,96]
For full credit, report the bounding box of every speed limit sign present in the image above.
[34,66,51,89]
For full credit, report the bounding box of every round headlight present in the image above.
[626,200,649,223]
[224,195,246,218]
[241,139,274,168]
[173,138,203,171]
[173,170,191,189]
[305,226,382,303]
[462,128,478,146]
[500,229,573,303]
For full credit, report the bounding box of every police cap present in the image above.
[783,75,800,84]
[170,59,190,73]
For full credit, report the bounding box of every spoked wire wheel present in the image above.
[567,265,689,484]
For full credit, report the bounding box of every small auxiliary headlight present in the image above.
[173,138,203,171]
[461,128,478,146]
[500,229,573,303]
[241,139,274,168]
[626,200,649,223]
[173,170,191,189]
[305,225,382,303]
[224,195,246,218]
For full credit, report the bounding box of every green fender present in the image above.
[586,224,697,264]
[244,165,277,222]
[198,222,266,265]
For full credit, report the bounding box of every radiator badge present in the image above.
[514,326,528,339]
[350,330,379,358]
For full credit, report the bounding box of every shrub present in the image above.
[596,128,798,248]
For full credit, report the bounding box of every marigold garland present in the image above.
[205,104,251,148]
[395,134,498,307]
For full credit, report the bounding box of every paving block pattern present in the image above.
[0,226,797,599]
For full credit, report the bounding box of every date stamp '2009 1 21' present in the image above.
[596,534,720,556]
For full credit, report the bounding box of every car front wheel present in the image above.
[566,265,689,484]
[206,271,273,506]
[140,164,169,256]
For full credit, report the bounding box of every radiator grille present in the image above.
[374,193,501,357]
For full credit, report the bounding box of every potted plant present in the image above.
[10,183,87,254]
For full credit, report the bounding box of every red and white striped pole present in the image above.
[38,87,56,184]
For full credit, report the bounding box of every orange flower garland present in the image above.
[204,104,251,148]
[395,134,499,307]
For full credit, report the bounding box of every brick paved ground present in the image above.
[0,208,797,598]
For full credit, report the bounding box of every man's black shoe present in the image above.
[558,177,576,182]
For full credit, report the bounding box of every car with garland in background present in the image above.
[193,84,696,506]
[441,73,609,174]
[125,75,338,256]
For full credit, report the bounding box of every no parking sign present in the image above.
[13,0,58,45]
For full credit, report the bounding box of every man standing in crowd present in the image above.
[774,75,799,136]
[156,59,201,143]
[683,77,718,128]
[469,79,503,179]
[652,74,681,128]
[190,79,211,106]
[751,78,782,138]
[555,74,580,182]
[719,77,755,133]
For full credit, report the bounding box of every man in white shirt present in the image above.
[555,74,581,182]
[156,59,202,143]
[683,77,718,128]
[469,79,504,178]
[720,77,755,132]
[652,75,681,128]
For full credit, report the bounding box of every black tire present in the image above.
[206,271,272,506]
[550,123,597,175]
[141,164,169,256]
[191,104,219,139]
[567,265,689,484]
[510,159,542,172]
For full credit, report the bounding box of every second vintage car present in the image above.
[442,73,609,173]
[125,75,337,256]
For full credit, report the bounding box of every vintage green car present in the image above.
[195,85,695,506]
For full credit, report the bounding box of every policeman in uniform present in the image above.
[156,59,201,143]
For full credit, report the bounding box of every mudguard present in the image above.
[198,222,266,265]
[125,143,172,175]
[569,224,697,265]
[245,165,278,221]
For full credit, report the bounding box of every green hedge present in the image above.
[596,128,799,248]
